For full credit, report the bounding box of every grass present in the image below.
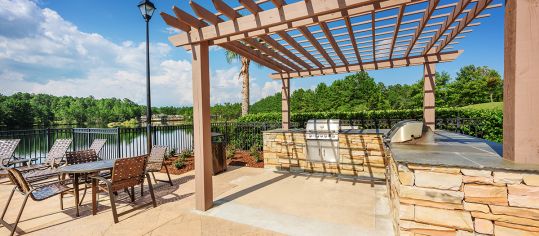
[462,102,503,110]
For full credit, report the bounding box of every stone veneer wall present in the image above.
[263,131,386,179]
[387,157,539,236]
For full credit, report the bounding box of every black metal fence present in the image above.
[0,118,483,163]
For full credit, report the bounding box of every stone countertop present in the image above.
[263,128,387,134]
[389,130,539,174]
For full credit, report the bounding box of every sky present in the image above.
[0,0,505,107]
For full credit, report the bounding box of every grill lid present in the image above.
[306,119,340,133]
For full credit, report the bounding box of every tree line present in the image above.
[250,65,503,113]
[0,64,502,129]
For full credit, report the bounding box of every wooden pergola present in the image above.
[161,0,539,211]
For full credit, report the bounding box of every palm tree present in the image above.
[225,51,251,116]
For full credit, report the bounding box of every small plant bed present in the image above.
[162,155,195,175]
[227,150,264,168]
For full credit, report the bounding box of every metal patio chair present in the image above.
[1,168,72,236]
[140,146,172,196]
[61,149,101,207]
[89,139,107,156]
[91,155,156,223]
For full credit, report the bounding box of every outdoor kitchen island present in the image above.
[263,127,539,235]
[263,127,389,180]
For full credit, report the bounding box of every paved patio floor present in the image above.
[0,166,392,236]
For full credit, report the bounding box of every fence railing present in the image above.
[0,118,483,163]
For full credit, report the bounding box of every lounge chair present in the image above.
[140,146,172,196]
[89,139,107,156]
[0,139,34,169]
[18,139,72,181]
[91,155,156,223]
[1,168,72,236]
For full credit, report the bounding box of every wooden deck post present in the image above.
[423,63,436,130]
[503,0,539,164]
[192,42,213,210]
[281,78,290,130]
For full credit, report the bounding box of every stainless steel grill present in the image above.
[305,119,340,163]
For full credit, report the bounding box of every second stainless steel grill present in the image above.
[305,119,340,163]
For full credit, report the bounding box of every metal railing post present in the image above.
[116,128,121,159]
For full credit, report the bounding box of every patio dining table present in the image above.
[57,159,115,217]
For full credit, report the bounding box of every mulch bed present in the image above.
[160,151,263,175]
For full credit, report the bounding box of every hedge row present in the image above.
[238,108,503,143]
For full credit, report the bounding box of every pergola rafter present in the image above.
[161,0,500,79]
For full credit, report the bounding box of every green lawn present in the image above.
[462,102,503,110]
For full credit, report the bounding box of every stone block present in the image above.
[415,170,462,190]
[495,221,539,233]
[508,195,539,209]
[495,224,539,235]
[399,185,464,204]
[490,205,539,220]
[494,171,524,185]
[356,171,385,179]
[364,155,384,164]
[463,201,490,213]
[400,197,464,210]
[524,174,539,187]
[399,204,414,220]
[407,164,461,174]
[509,184,539,197]
[472,212,539,227]
[462,176,494,185]
[463,184,508,205]
[474,218,494,234]
[461,169,492,177]
[399,219,455,231]
[399,172,414,186]
[415,206,474,231]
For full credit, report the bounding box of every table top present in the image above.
[58,159,115,174]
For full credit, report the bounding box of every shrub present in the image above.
[174,158,185,169]
[226,144,236,159]
[250,145,262,162]
[166,148,177,160]
[179,149,193,159]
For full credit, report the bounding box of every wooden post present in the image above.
[281,78,290,130]
[423,63,436,130]
[503,0,539,164]
[192,42,213,210]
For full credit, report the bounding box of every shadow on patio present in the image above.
[0,166,391,236]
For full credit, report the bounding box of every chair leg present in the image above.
[164,165,173,186]
[130,186,135,202]
[140,179,144,197]
[151,172,158,185]
[108,190,119,224]
[146,174,157,207]
[1,187,16,220]
[10,194,30,236]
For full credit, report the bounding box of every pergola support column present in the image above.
[503,0,539,164]
[281,79,290,130]
[423,63,436,130]
[191,42,213,210]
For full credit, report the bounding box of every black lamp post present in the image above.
[138,0,156,153]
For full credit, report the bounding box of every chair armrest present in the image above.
[91,175,113,189]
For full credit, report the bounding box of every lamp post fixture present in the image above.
[138,0,156,153]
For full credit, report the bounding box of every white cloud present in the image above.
[0,0,274,107]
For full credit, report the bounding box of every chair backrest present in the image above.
[6,168,31,196]
[146,146,168,171]
[45,139,72,166]
[89,139,107,155]
[65,149,99,165]
[111,155,147,192]
[0,139,20,166]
